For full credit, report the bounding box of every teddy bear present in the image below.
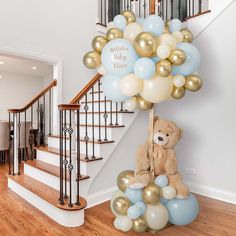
[129,116,189,198]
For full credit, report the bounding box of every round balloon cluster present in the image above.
[111,170,199,233]
[83,11,202,111]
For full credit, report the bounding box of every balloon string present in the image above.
[149,106,155,180]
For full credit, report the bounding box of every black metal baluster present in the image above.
[76,109,81,206]
[68,110,73,207]
[104,96,108,141]
[161,0,165,19]
[43,95,46,145]
[166,0,168,21]
[138,0,141,17]
[199,0,202,13]
[171,0,174,19]
[24,110,27,161]
[144,0,147,18]
[84,94,89,160]
[188,0,191,17]
[63,111,68,199]
[30,105,34,160]
[98,80,102,142]
[105,0,107,26]
[8,113,11,175]
[91,87,95,159]
[120,102,124,111]
[101,0,103,25]
[115,102,119,126]
[59,110,64,205]
[37,100,40,147]
[192,0,194,16]
[12,114,15,175]
[178,0,181,19]
[49,89,52,135]
[110,101,113,126]
[18,113,21,165]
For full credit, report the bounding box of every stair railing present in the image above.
[58,73,126,207]
[97,0,210,26]
[8,80,57,175]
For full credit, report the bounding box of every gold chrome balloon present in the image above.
[132,217,148,233]
[185,75,202,91]
[92,36,107,53]
[181,28,193,43]
[156,59,172,77]
[122,10,136,24]
[171,86,185,99]
[168,49,186,66]
[112,196,131,215]
[117,170,134,192]
[134,32,158,57]
[136,96,153,111]
[143,183,160,205]
[106,28,123,41]
[83,51,101,69]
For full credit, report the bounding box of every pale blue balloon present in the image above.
[136,17,145,25]
[102,74,130,102]
[169,19,182,33]
[152,56,161,63]
[143,15,164,36]
[127,205,142,220]
[172,42,201,76]
[134,201,146,215]
[155,175,169,188]
[166,193,199,226]
[113,15,127,30]
[101,39,139,77]
[125,188,143,204]
[134,57,155,80]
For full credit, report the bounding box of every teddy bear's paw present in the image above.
[129,183,145,190]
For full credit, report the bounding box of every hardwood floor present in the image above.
[0,164,236,236]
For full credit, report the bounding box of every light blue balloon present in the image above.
[113,15,127,30]
[143,15,164,36]
[125,188,143,204]
[151,56,161,63]
[172,42,201,76]
[127,205,142,220]
[102,74,130,102]
[136,17,145,25]
[101,39,139,77]
[169,19,182,33]
[134,57,155,80]
[160,197,169,205]
[166,193,199,226]
[155,175,169,188]
[134,201,146,215]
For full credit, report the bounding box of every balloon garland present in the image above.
[83,11,202,111]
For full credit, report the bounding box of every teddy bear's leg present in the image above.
[129,172,151,189]
[168,172,189,198]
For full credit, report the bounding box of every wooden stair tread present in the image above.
[25,160,89,181]
[35,146,103,162]
[8,174,87,211]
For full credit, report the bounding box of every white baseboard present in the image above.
[186,181,236,205]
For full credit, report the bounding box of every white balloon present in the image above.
[144,204,169,230]
[118,216,133,232]
[124,22,143,43]
[158,33,177,50]
[107,21,115,30]
[173,74,186,87]
[114,217,121,230]
[157,45,171,59]
[119,73,143,97]
[172,31,184,43]
[162,186,176,200]
[140,74,173,103]
[97,65,107,75]
[124,97,137,111]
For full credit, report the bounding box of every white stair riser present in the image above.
[80,125,112,140]
[8,178,85,227]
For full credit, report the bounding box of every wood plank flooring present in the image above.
[0,164,236,236]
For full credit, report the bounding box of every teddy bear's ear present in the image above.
[179,128,184,139]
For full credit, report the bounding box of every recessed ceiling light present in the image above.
[0,61,4,65]
[32,66,37,70]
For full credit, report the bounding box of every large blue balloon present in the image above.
[166,193,199,226]
[125,188,143,204]
[101,39,139,77]
[143,15,164,36]
[134,57,156,80]
[114,15,127,30]
[102,74,130,102]
[172,43,201,76]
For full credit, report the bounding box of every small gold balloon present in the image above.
[112,196,131,215]
[106,28,123,41]
[132,217,148,233]
[168,49,186,66]
[134,32,158,58]
[136,96,153,111]
[185,75,202,91]
[156,59,172,77]
[117,170,134,192]
[143,183,160,205]
[181,28,193,43]
[92,36,107,53]
[171,86,185,99]
[122,10,136,24]
[83,51,101,69]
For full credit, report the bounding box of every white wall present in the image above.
[0,72,44,120]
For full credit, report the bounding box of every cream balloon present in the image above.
[124,97,137,111]
[144,204,169,230]
[140,74,173,103]
[158,33,177,50]
[119,216,133,232]
[156,45,171,59]
[97,65,107,75]
[119,73,143,97]
[172,31,184,43]
[124,22,143,43]
[173,74,185,87]
[161,186,177,200]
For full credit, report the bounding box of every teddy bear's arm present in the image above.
[165,149,177,175]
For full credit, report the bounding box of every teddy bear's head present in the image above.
[153,117,182,148]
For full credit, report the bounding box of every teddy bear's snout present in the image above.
[153,132,168,146]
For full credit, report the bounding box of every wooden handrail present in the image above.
[8,80,57,113]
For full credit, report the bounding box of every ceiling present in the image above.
[0,54,53,78]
